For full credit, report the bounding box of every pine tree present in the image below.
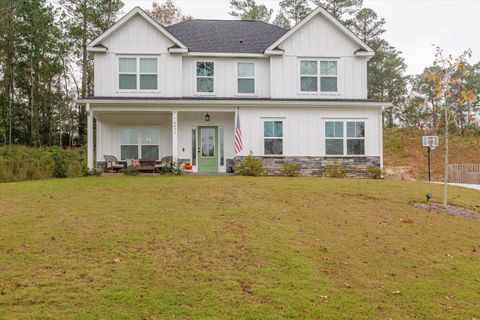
[310,0,362,20]
[273,11,292,29]
[278,0,311,25]
[229,0,273,22]
[61,0,123,144]
[348,8,407,127]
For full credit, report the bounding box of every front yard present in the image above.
[0,177,479,319]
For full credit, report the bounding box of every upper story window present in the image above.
[237,62,255,94]
[196,62,214,93]
[325,121,365,156]
[300,60,338,93]
[119,57,158,91]
[264,120,283,155]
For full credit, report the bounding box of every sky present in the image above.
[122,0,480,76]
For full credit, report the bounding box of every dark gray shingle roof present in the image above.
[167,20,288,54]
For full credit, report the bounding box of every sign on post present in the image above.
[422,136,439,182]
[422,136,439,149]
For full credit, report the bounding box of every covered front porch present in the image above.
[86,104,236,173]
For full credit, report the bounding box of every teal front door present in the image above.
[198,127,218,173]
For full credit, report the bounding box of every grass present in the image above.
[0,176,479,319]
[384,128,480,180]
[0,146,86,183]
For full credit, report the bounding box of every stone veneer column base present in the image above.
[234,156,381,178]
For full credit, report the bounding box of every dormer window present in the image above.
[119,57,158,91]
[300,59,338,93]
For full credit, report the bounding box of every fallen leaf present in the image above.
[320,268,331,274]
[113,258,121,264]
[392,291,401,295]
[401,218,414,224]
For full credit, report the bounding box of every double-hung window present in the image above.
[346,122,365,155]
[119,58,137,90]
[196,62,214,93]
[300,59,338,93]
[120,128,160,160]
[264,120,283,155]
[325,121,365,156]
[237,62,255,94]
[119,57,158,91]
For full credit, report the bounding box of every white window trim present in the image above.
[195,60,216,96]
[119,126,161,160]
[298,58,340,96]
[262,118,285,156]
[235,61,257,96]
[324,119,366,157]
[117,56,160,93]
[219,126,225,171]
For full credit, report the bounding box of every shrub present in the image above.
[236,155,264,176]
[84,168,102,177]
[324,160,346,178]
[0,146,85,183]
[463,126,480,137]
[280,162,301,177]
[158,161,184,176]
[367,166,385,179]
[50,147,68,178]
[123,167,140,176]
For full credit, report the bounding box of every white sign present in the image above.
[422,136,439,148]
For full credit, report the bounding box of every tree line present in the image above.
[0,0,478,148]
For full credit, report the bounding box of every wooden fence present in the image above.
[448,164,480,184]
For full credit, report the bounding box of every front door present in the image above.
[198,126,218,172]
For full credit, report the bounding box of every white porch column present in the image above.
[87,104,94,170]
[172,111,178,163]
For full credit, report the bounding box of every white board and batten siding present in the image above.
[94,15,182,97]
[238,107,381,157]
[95,113,173,161]
[271,14,369,100]
[182,57,271,98]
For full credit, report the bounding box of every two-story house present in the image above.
[80,6,390,176]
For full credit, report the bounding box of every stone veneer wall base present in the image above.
[234,156,381,178]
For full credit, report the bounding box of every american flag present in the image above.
[234,108,243,154]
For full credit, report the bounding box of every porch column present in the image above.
[87,104,94,170]
[172,111,178,163]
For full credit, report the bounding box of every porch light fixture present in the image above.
[205,113,211,122]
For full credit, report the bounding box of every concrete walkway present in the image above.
[431,182,480,191]
[448,183,480,191]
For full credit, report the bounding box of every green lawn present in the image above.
[0,177,479,319]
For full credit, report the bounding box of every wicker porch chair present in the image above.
[103,155,125,173]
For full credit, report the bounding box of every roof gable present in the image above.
[88,7,187,51]
[266,6,374,55]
